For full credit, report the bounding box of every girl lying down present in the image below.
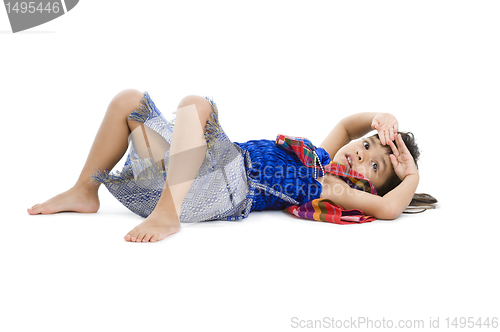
[28,90,437,243]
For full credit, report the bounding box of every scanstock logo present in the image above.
[3,0,79,33]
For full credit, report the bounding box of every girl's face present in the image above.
[333,136,395,191]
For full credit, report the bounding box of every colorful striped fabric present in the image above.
[276,134,377,224]
[276,134,325,168]
[286,199,376,224]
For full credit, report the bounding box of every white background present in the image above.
[1,1,498,331]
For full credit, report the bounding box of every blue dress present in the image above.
[92,92,323,222]
[234,140,323,212]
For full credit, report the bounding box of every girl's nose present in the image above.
[356,150,364,162]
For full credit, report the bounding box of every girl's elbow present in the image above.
[373,203,401,220]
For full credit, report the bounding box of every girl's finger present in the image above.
[389,128,395,142]
[398,134,411,155]
[394,122,398,134]
[388,139,399,157]
[389,154,398,168]
[378,130,384,145]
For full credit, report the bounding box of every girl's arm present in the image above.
[326,173,419,220]
[319,112,398,158]
[322,134,419,220]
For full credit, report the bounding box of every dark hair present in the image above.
[373,132,438,213]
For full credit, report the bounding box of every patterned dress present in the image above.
[91,91,323,222]
[234,140,323,212]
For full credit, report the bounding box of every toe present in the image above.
[129,232,138,242]
[135,233,145,242]
[126,228,139,242]
[143,233,154,242]
[28,205,40,215]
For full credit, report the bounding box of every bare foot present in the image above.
[124,212,180,243]
[28,187,100,215]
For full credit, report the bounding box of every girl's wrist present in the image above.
[404,172,419,182]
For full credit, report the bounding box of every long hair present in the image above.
[405,193,438,214]
[374,132,438,213]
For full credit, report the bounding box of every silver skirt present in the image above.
[91,92,253,222]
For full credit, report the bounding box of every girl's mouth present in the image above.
[345,154,353,169]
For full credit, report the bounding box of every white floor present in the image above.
[5,183,499,331]
[2,1,499,331]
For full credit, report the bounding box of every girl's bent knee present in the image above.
[177,95,213,125]
[111,89,144,112]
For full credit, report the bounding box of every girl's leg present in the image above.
[124,95,213,243]
[28,89,146,215]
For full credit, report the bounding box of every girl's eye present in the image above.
[363,141,369,149]
[372,161,378,172]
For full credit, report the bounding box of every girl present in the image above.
[28,90,436,243]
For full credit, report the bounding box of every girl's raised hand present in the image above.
[371,113,398,145]
[388,134,418,180]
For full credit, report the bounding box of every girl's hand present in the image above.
[388,134,418,180]
[371,113,398,145]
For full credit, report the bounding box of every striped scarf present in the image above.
[276,134,376,224]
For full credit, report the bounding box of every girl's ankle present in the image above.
[72,183,99,198]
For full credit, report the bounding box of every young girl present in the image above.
[28,90,436,243]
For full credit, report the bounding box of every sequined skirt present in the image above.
[91,92,253,222]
